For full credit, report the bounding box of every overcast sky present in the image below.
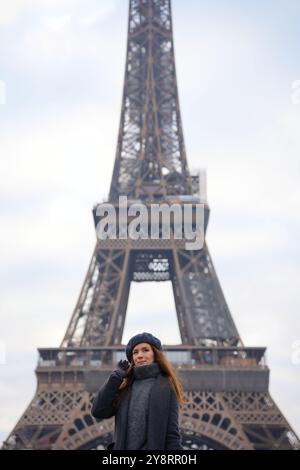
[0,0,300,445]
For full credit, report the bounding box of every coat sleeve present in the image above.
[91,372,123,419]
[166,387,183,450]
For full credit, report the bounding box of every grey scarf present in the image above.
[126,362,161,450]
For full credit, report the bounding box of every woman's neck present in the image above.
[133,361,161,380]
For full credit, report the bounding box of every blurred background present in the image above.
[0,0,299,444]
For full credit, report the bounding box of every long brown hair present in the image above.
[115,345,187,406]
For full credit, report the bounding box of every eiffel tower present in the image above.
[3,0,299,450]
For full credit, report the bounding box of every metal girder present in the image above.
[60,240,241,347]
[5,383,298,450]
[109,0,193,201]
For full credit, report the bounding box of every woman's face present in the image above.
[132,342,154,366]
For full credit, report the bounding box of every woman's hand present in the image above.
[114,359,130,379]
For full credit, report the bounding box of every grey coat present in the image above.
[91,372,183,450]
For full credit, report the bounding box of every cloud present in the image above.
[0,0,71,27]
[123,282,182,345]
[79,1,119,27]
[0,0,34,27]
[0,105,116,196]
[47,14,72,32]
[0,80,6,105]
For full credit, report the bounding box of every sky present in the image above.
[0,0,300,445]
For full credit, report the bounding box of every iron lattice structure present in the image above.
[3,0,299,450]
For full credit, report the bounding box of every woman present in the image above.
[91,332,185,450]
